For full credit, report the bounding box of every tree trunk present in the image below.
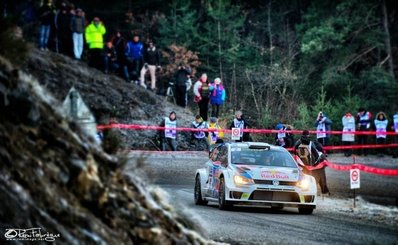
[381,0,395,80]
[217,20,223,79]
[267,0,273,66]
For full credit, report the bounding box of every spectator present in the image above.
[38,0,55,51]
[229,110,251,142]
[140,41,161,91]
[185,68,193,105]
[356,108,372,156]
[314,111,332,148]
[294,130,330,196]
[341,112,355,157]
[208,117,224,145]
[374,112,388,157]
[275,122,294,148]
[392,111,398,158]
[85,17,106,71]
[111,31,128,80]
[193,73,210,121]
[174,64,190,107]
[125,34,144,83]
[70,8,85,60]
[104,42,119,74]
[191,115,210,151]
[209,77,226,118]
[158,111,177,151]
[55,2,73,56]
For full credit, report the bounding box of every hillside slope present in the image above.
[24,49,196,150]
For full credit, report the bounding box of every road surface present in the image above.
[126,151,398,244]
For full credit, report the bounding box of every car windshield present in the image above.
[231,149,297,168]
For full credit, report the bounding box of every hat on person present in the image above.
[210,117,217,123]
[214,78,221,84]
[302,130,310,136]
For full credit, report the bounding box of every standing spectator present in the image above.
[229,110,251,142]
[191,115,210,151]
[374,112,388,157]
[314,111,332,148]
[158,111,177,151]
[193,73,210,121]
[111,31,128,80]
[356,108,372,156]
[341,112,356,157]
[38,0,55,51]
[70,8,85,60]
[208,117,224,145]
[140,41,161,91]
[209,77,226,118]
[294,130,330,196]
[55,2,72,56]
[392,111,398,158]
[174,64,190,107]
[85,17,106,71]
[104,42,119,74]
[125,34,144,83]
[275,122,294,148]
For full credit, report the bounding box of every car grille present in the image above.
[253,179,297,186]
[250,191,300,202]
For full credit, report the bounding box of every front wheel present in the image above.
[218,178,232,210]
[194,175,208,205]
[298,207,314,215]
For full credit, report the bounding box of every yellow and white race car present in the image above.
[194,142,317,214]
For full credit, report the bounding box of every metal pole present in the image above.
[353,156,356,208]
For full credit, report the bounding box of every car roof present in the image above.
[228,142,285,151]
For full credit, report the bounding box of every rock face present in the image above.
[24,49,196,150]
[0,56,208,244]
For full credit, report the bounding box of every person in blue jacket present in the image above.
[125,34,144,83]
[209,77,226,118]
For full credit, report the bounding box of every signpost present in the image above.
[231,128,241,141]
[350,156,360,208]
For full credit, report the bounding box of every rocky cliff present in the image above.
[0,56,210,244]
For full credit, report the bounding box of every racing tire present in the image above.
[194,175,208,205]
[298,207,314,215]
[218,178,232,210]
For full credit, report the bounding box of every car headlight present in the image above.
[234,175,254,185]
[297,177,310,190]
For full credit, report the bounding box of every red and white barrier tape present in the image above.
[292,155,398,176]
[97,123,398,136]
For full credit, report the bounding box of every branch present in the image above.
[245,70,261,115]
[339,46,377,71]
[378,54,390,67]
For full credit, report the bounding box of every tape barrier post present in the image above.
[350,156,360,208]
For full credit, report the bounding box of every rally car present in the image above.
[194,142,317,214]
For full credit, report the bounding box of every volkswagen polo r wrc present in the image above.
[194,142,317,214]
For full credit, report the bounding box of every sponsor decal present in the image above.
[260,170,289,179]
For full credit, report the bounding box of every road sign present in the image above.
[62,86,98,141]
[231,127,241,140]
[350,169,360,189]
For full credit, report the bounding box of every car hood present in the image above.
[232,165,299,181]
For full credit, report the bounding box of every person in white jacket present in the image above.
[342,112,355,156]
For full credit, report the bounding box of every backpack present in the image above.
[297,143,312,166]
[297,141,324,166]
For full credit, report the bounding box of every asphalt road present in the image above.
[127,151,398,245]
